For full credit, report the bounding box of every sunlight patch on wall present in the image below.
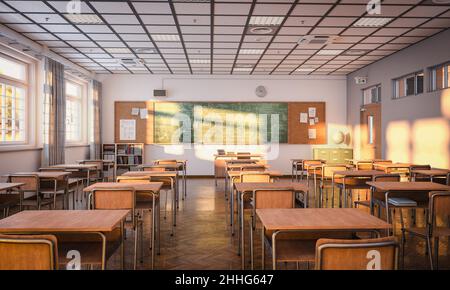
[386,121,411,163]
[442,89,450,119]
[412,118,449,168]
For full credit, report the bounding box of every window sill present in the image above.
[0,145,42,153]
[65,143,89,148]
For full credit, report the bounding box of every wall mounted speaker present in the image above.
[154,90,167,97]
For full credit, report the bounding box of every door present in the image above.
[360,103,381,159]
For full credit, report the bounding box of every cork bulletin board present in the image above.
[114,101,154,144]
[287,102,326,145]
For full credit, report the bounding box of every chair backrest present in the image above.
[315,237,399,270]
[117,176,151,183]
[373,174,401,182]
[241,165,266,172]
[154,160,178,165]
[8,174,39,191]
[447,173,450,186]
[356,161,373,170]
[253,189,295,209]
[0,234,58,270]
[217,149,225,155]
[429,191,450,231]
[80,160,103,170]
[303,160,323,167]
[322,165,348,179]
[143,166,166,172]
[240,173,271,183]
[91,188,135,211]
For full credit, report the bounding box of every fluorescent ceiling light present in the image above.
[316,50,343,55]
[239,49,264,55]
[152,34,180,41]
[190,59,210,64]
[234,67,253,72]
[106,48,131,54]
[354,17,393,27]
[65,14,103,24]
[296,68,315,72]
[249,16,284,26]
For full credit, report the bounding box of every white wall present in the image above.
[99,75,348,175]
[347,29,450,169]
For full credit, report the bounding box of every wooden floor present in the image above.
[6,177,450,270]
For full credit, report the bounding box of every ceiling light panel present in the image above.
[64,14,103,24]
[249,16,285,26]
[239,49,265,55]
[354,17,393,27]
[152,34,181,42]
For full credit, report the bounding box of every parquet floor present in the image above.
[5,177,450,270]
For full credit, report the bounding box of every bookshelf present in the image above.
[102,143,144,173]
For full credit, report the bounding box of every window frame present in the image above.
[0,51,31,146]
[362,84,381,106]
[429,61,449,92]
[392,70,424,100]
[64,75,88,146]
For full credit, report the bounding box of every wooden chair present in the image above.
[354,174,401,217]
[303,160,325,199]
[89,188,142,270]
[39,168,81,209]
[409,165,431,182]
[401,191,450,270]
[8,174,54,210]
[240,172,271,183]
[237,152,251,160]
[318,165,348,207]
[291,160,303,181]
[315,237,399,270]
[0,234,59,270]
[241,165,266,172]
[355,161,373,170]
[80,160,105,183]
[248,188,296,269]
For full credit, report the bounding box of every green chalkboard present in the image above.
[154,102,288,144]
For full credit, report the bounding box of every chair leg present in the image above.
[426,235,434,270]
[401,228,406,269]
[134,225,138,270]
[434,237,439,270]
[164,190,169,220]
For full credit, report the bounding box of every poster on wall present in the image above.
[120,119,136,141]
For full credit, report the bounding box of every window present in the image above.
[430,62,449,91]
[362,85,381,105]
[393,71,424,99]
[65,80,83,143]
[0,54,27,144]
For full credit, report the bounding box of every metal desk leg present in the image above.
[370,186,375,215]
[240,193,245,267]
[120,220,125,270]
[183,163,187,199]
[151,195,156,270]
[261,225,265,270]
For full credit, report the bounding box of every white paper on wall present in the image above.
[308,107,316,118]
[300,113,308,123]
[308,128,317,139]
[309,118,315,126]
[315,117,319,123]
[140,108,148,119]
[131,108,139,116]
[120,119,136,141]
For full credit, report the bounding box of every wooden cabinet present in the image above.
[313,148,353,164]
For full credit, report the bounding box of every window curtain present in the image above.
[90,80,102,159]
[42,57,66,167]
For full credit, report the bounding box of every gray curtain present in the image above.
[42,57,66,167]
[90,80,102,159]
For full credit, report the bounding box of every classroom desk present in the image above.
[227,170,282,236]
[373,163,412,174]
[225,163,271,197]
[411,169,450,183]
[12,172,72,210]
[0,183,24,216]
[83,182,163,269]
[0,210,129,270]
[122,171,179,235]
[332,170,387,208]
[214,154,264,186]
[78,160,116,181]
[255,208,391,269]
[234,181,309,268]
[290,159,304,182]
[49,164,98,185]
[366,182,450,226]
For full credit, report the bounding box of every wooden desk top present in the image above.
[228,170,283,178]
[50,164,98,170]
[83,182,163,193]
[412,169,450,176]
[0,183,24,191]
[214,154,263,158]
[234,181,308,193]
[122,171,177,177]
[77,160,115,164]
[333,170,385,177]
[375,163,412,169]
[367,182,450,192]
[13,172,71,179]
[0,210,129,233]
[227,163,269,170]
[225,159,259,164]
[257,208,391,232]
[138,164,180,169]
